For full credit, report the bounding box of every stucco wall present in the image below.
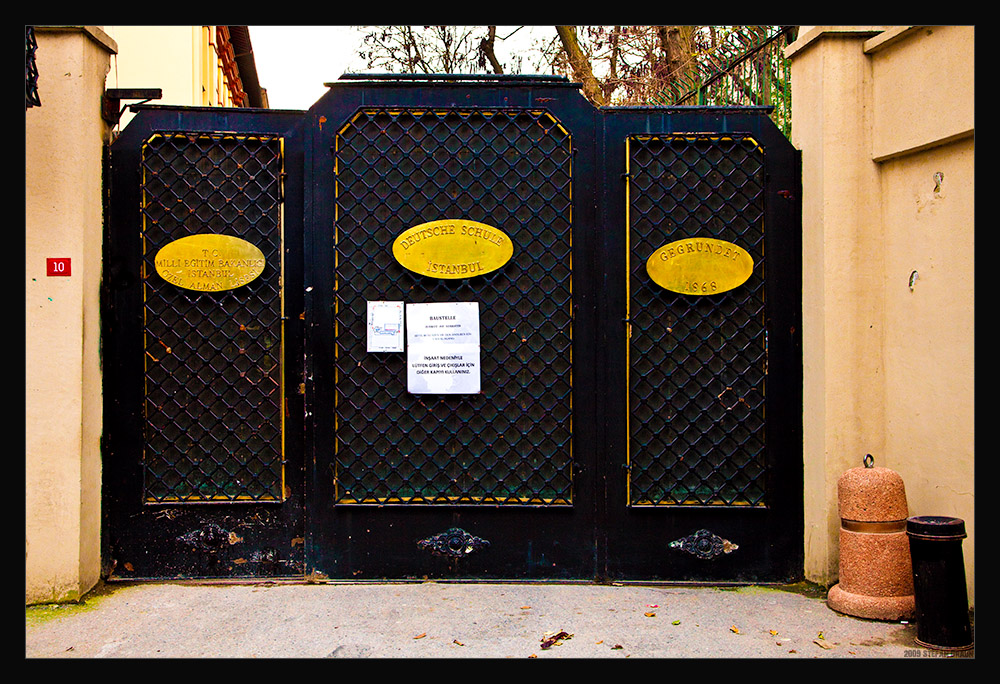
[25,26,115,604]
[869,27,974,606]
[105,26,199,101]
[788,26,974,606]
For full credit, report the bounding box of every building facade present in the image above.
[25,26,974,608]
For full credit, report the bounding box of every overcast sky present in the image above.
[249,26,363,110]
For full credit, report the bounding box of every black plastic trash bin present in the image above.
[906,516,973,650]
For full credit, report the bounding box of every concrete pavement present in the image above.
[26,580,973,659]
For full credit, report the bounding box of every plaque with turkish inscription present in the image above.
[392,219,513,279]
[154,234,266,292]
[645,237,753,295]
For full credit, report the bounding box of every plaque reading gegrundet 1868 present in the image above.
[645,237,753,295]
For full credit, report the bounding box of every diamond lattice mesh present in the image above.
[627,134,767,506]
[140,132,284,503]
[332,109,573,505]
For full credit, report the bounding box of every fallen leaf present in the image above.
[813,639,833,650]
[730,625,740,634]
[672,620,681,625]
[769,629,779,636]
[611,644,624,650]
[644,612,656,617]
[817,631,825,639]
[453,639,464,646]
[646,604,659,608]
[596,640,604,644]
[540,631,572,649]
[520,606,531,610]
[413,633,426,640]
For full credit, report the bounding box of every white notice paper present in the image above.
[406,302,481,394]
[367,301,404,352]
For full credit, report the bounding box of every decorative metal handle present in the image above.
[417,527,490,558]
[669,529,739,560]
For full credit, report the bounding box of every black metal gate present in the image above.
[103,76,800,582]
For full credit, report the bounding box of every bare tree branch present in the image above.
[555,26,608,106]
[354,25,787,114]
[358,25,526,75]
[478,26,504,74]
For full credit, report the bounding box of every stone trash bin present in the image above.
[827,455,915,620]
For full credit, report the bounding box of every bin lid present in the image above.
[906,516,966,539]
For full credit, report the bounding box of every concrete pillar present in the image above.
[785,27,889,586]
[25,26,116,604]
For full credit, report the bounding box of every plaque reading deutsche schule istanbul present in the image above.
[406,302,481,394]
[392,219,513,279]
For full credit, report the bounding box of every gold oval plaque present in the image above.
[392,219,514,279]
[646,237,753,295]
[154,234,266,292]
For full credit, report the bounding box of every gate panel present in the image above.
[140,132,286,503]
[331,109,573,506]
[626,134,767,508]
[304,78,601,580]
[104,108,306,579]
[600,108,802,582]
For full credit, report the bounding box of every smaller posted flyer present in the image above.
[366,301,404,352]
